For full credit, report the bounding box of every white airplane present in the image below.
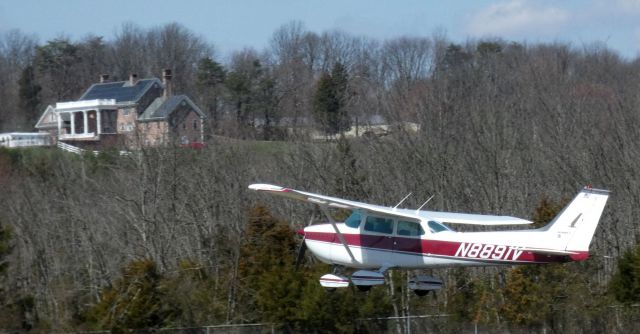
[249,184,609,296]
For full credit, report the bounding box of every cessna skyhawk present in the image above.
[249,184,609,296]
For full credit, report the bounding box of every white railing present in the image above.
[57,141,99,156]
[59,132,97,140]
[57,141,132,157]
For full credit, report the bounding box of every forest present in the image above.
[1,21,640,333]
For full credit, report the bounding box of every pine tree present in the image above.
[238,205,303,324]
[85,259,177,332]
[196,57,226,131]
[313,62,351,135]
[611,245,640,303]
[18,65,41,126]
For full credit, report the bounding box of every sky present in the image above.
[1,0,639,60]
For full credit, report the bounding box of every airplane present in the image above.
[248,183,610,296]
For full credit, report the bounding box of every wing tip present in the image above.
[248,183,289,192]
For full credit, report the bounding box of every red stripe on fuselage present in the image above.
[303,231,584,264]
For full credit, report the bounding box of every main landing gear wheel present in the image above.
[414,290,430,297]
[325,287,337,293]
[356,285,372,292]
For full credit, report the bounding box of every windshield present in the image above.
[344,211,362,228]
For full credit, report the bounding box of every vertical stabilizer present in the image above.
[542,187,610,252]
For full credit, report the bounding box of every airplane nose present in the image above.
[297,228,305,236]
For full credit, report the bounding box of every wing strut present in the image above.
[319,205,358,264]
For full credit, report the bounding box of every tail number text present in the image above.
[454,243,523,261]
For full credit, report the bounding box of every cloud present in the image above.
[466,0,569,37]
[616,0,640,12]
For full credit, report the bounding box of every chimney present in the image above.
[129,73,138,85]
[99,74,109,83]
[162,69,172,97]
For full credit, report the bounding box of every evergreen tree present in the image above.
[611,245,640,303]
[196,57,226,132]
[330,62,350,133]
[35,38,83,100]
[238,205,303,324]
[313,62,351,135]
[333,137,365,198]
[0,223,10,278]
[501,196,576,330]
[239,206,391,333]
[18,65,41,127]
[85,259,177,333]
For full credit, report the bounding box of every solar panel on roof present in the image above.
[79,79,157,102]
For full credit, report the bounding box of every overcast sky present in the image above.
[1,0,639,60]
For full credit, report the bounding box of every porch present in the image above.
[55,99,120,141]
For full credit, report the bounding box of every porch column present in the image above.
[83,110,88,134]
[57,112,62,136]
[96,110,102,135]
[70,112,76,135]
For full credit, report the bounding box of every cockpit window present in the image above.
[397,221,425,236]
[428,220,451,233]
[364,216,394,234]
[345,212,362,228]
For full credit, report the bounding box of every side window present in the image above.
[364,216,394,234]
[428,220,450,233]
[397,221,425,237]
[345,212,362,228]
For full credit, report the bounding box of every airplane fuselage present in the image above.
[302,222,588,269]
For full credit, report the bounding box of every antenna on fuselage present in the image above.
[415,194,435,213]
[393,193,412,210]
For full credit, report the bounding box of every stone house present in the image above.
[35,69,205,150]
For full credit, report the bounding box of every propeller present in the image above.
[294,214,315,271]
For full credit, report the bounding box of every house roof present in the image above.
[79,79,162,103]
[138,95,205,121]
[35,105,56,129]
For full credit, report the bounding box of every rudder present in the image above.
[542,187,610,252]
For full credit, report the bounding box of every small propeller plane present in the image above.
[249,184,609,296]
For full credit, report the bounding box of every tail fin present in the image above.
[542,187,610,252]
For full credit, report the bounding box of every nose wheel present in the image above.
[414,289,429,297]
[356,285,372,292]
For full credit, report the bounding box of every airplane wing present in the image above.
[249,184,533,226]
[414,210,533,226]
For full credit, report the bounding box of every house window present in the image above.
[182,122,186,130]
[123,109,129,116]
[193,119,198,130]
[145,123,150,130]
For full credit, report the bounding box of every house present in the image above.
[36,69,205,150]
[0,132,51,148]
